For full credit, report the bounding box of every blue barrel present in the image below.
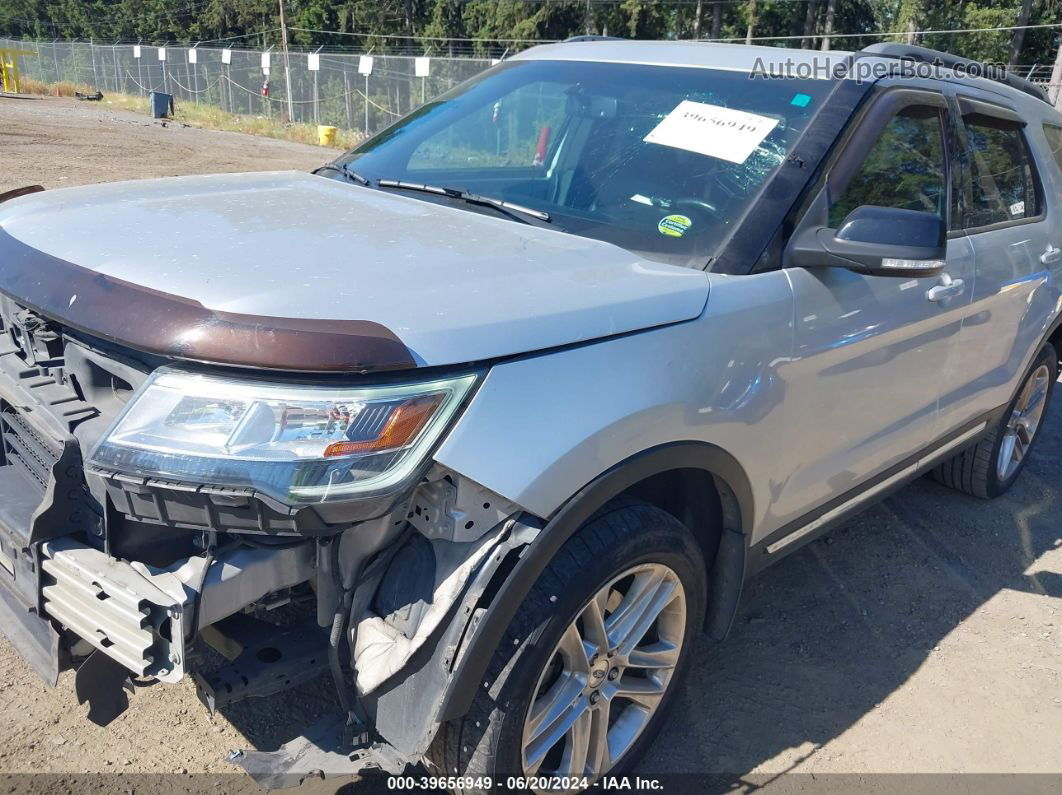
[149,91,172,119]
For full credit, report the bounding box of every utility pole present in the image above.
[1049,35,1062,111]
[278,0,294,122]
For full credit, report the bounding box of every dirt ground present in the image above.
[1,95,1061,791]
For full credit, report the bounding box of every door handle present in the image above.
[1041,244,1062,265]
[926,273,965,303]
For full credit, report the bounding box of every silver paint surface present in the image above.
[0,171,709,367]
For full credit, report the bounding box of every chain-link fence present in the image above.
[1,38,493,136]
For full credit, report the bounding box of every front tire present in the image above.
[933,342,1057,498]
[427,498,706,788]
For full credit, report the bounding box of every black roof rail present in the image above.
[563,35,626,43]
[858,42,1049,104]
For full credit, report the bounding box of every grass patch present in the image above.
[16,78,365,151]
[18,77,98,97]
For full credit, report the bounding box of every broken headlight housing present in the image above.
[89,368,477,505]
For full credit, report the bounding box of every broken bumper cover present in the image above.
[232,713,407,789]
[16,537,314,685]
[0,563,62,686]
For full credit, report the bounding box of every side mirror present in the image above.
[789,205,946,277]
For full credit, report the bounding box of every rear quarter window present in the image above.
[1043,123,1062,174]
[963,115,1040,228]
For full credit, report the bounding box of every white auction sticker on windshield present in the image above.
[644,100,779,164]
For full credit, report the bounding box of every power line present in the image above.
[704,20,1062,43]
[289,27,562,45]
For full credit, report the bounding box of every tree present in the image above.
[1008,0,1035,66]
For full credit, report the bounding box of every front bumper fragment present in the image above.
[41,537,195,683]
[0,568,61,685]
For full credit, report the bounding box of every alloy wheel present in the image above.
[997,363,1051,481]
[520,562,686,781]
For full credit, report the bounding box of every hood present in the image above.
[0,171,709,371]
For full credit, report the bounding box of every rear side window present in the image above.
[829,106,947,228]
[962,116,1040,228]
[1044,123,1062,173]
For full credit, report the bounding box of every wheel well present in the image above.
[1049,324,1062,360]
[618,467,736,576]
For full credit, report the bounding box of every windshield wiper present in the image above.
[313,162,370,186]
[376,179,551,224]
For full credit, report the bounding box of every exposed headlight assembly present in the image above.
[89,368,477,505]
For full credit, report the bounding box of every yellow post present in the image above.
[0,49,37,94]
[318,125,338,146]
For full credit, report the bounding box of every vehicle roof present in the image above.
[510,39,853,73]
[511,39,1059,114]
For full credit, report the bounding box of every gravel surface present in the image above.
[1,95,1061,791]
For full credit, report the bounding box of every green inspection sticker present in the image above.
[657,214,692,238]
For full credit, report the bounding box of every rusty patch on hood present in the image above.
[0,227,417,373]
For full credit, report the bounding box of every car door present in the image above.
[770,88,975,530]
[935,92,1057,432]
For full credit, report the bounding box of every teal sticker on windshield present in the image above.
[658,214,692,238]
[791,93,812,108]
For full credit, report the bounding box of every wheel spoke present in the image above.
[580,590,610,661]
[1023,382,1047,415]
[587,699,612,776]
[612,675,667,710]
[625,640,680,670]
[526,674,586,755]
[1013,436,1026,464]
[1015,420,1033,446]
[998,432,1018,479]
[561,709,593,776]
[557,623,591,675]
[607,569,677,658]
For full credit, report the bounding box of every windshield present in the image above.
[335,59,835,268]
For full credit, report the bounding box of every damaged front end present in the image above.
[0,296,538,786]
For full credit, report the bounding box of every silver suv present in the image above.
[0,39,1060,787]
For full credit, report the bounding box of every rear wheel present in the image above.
[933,343,1057,498]
[427,498,705,790]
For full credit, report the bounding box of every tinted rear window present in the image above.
[963,116,1040,228]
[1044,123,1062,174]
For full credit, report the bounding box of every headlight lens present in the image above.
[89,368,477,505]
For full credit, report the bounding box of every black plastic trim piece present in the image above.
[437,441,753,722]
[0,185,44,205]
[747,408,1005,572]
[957,96,1024,125]
[859,43,1050,105]
[708,76,873,275]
